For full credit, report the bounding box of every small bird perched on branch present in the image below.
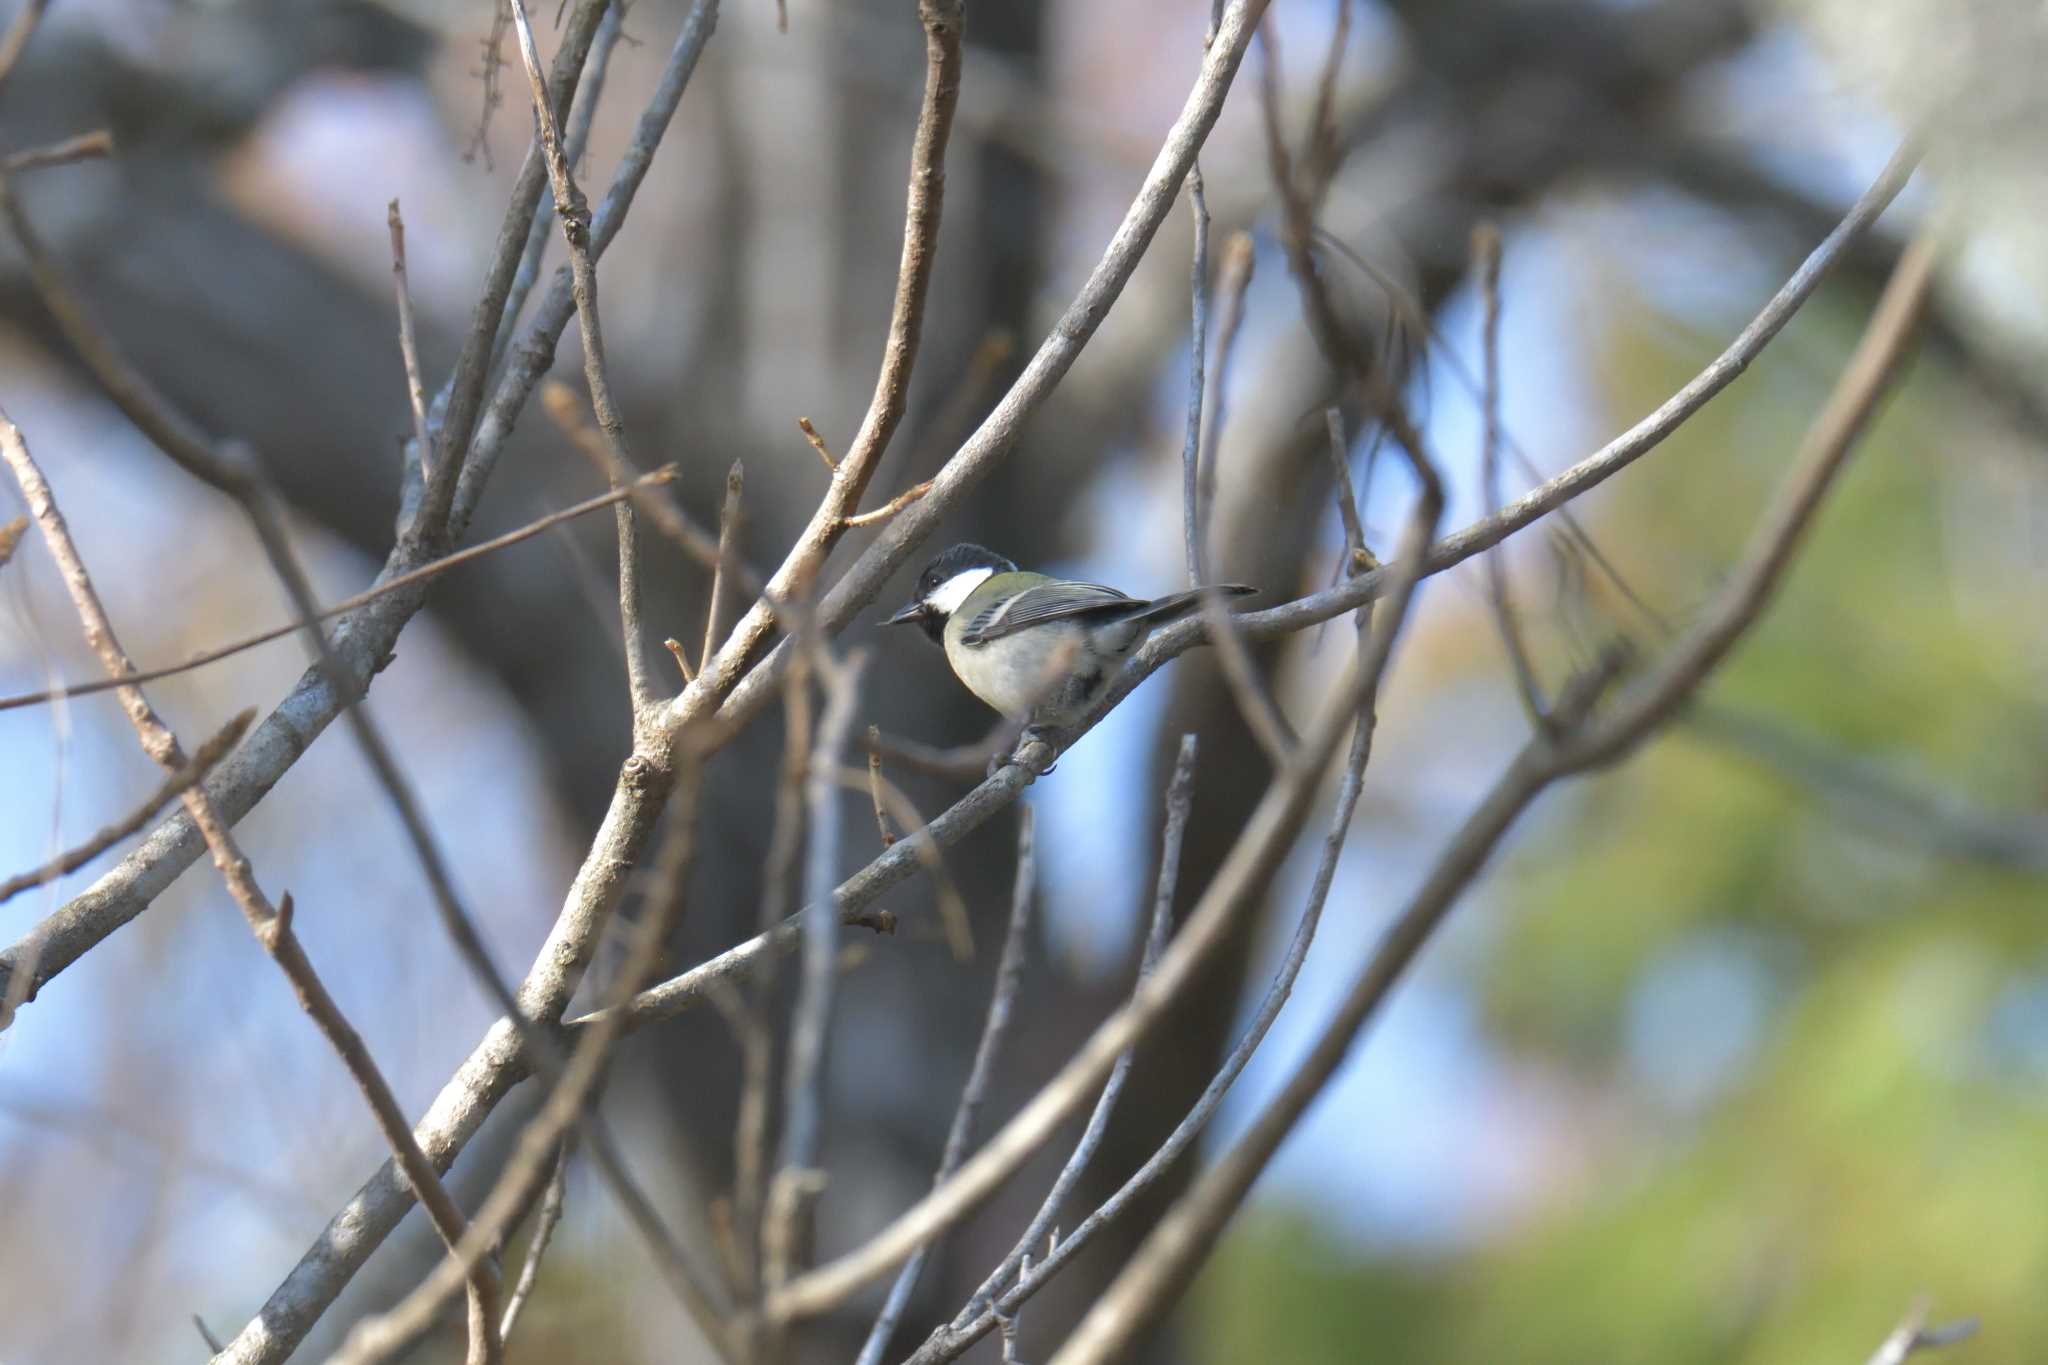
[885,543,1255,747]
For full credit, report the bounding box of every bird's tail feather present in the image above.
[1131,584,1256,624]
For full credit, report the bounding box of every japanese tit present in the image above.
[883,543,1255,731]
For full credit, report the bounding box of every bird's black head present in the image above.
[884,543,1017,644]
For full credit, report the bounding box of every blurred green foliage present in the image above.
[1191,254,2048,1363]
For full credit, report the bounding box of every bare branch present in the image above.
[0,472,673,714]
[833,764,973,962]
[485,0,627,384]
[0,708,254,907]
[1181,166,1212,590]
[1194,228,1255,584]
[841,478,934,529]
[798,416,839,472]
[733,658,816,1308]
[1472,221,1549,726]
[1865,1297,1979,1365]
[388,200,432,480]
[855,806,1038,1365]
[867,735,897,848]
[665,636,699,683]
[1323,407,1368,567]
[762,653,870,1299]
[454,0,721,539]
[506,0,655,710]
[703,459,747,674]
[421,0,612,540]
[498,1139,574,1343]
[0,129,115,176]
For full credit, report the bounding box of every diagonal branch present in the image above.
[0,472,672,714]
[0,414,503,1363]
[0,709,254,907]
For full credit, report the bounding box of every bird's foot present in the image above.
[985,725,1061,779]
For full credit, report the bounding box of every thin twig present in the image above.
[831,764,973,961]
[0,129,115,176]
[1323,408,1370,565]
[0,472,672,713]
[388,200,433,481]
[1186,209,1294,766]
[498,1138,574,1342]
[1313,226,1671,637]
[422,0,611,539]
[840,478,933,528]
[733,656,815,1307]
[0,708,254,905]
[451,0,720,542]
[953,735,1197,1334]
[1194,229,1255,583]
[1181,166,1211,590]
[1865,1297,1979,1365]
[855,806,1038,1365]
[485,0,626,385]
[703,459,746,677]
[684,0,963,700]
[762,652,870,1301]
[665,637,698,683]
[1472,222,1549,726]
[798,417,838,472]
[867,734,897,848]
[1300,0,1351,202]
[193,1315,225,1354]
[505,0,655,710]
[863,723,1011,783]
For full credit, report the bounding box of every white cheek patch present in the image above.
[926,567,994,616]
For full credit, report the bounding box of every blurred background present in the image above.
[1,0,2045,1361]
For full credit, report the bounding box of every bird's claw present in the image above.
[985,727,1060,779]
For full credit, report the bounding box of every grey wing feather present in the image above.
[959,580,1141,645]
